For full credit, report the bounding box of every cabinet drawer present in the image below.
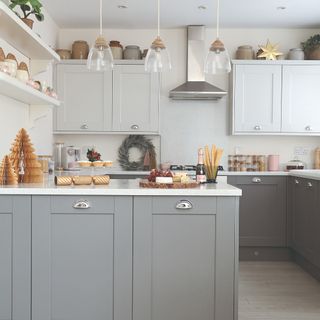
[152,197,216,215]
[0,196,12,213]
[231,176,285,185]
[50,196,115,214]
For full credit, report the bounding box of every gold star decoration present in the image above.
[258,40,283,60]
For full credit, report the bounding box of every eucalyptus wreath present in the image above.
[118,135,156,171]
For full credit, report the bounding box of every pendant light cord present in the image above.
[216,0,220,39]
[100,0,103,36]
[157,0,160,37]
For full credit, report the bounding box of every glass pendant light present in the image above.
[144,0,171,72]
[87,0,113,71]
[204,0,231,74]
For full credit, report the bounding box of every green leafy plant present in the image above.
[301,34,320,51]
[9,0,44,22]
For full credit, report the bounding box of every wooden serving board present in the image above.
[139,179,198,189]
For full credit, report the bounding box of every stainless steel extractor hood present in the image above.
[169,26,227,101]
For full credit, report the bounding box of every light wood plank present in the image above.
[239,261,320,320]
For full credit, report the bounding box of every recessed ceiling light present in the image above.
[118,5,128,9]
[198,5,207,10]
[277,6,286,10]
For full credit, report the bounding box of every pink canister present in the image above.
[268,155,280,171]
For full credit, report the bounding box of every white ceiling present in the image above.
[42,0,320,29]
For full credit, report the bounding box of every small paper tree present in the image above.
[10,128,43,183]
[0,155,18,185]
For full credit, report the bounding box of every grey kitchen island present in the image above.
[0,179,241,320]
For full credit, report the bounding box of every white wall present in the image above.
[58,27,320,169]
[0,3,58,158]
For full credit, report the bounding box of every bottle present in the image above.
[196,148,207,184]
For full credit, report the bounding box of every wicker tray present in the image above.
[139,179,198,189]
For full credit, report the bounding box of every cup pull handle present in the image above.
[176,200,193,210]
[252,177,262,183]
[73,200,91,209]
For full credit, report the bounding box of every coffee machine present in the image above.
[61,146,81,170]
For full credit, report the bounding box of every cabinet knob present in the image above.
[131,124,139,130]
[305,126,312,131]
[294,179,299,185]
[73,200,91,209]
[254,125,262,131]
[307,182,313,188]
[80,124,88,130]
[176,200,193,210]
[252,177,262,183]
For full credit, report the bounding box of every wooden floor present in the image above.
[239,261,320,320]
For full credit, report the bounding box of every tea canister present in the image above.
[236,45,254,60]
[123,45,141,60]
[288,48,305,60]
[72,41,89,59]
[109,41,123,60]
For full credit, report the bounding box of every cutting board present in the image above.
[139,179,198,189]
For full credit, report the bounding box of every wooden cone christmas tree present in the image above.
[0,155,18,185]
[10,128,43,183]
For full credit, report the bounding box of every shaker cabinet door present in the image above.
[55,64,112,132]
[291,178,318,264]
[228,176,287,247]
[0,196,31,320]
[113,65,159,133]
[32,196,132,320]
[233,64,282,133]
[282,65,320,133]
[133,196,238,320]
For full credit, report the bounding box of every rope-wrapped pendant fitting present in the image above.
[210,39,226,52]
[151,36,166,50]
[95,36,109,49]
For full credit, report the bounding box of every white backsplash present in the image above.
[53,135,161,168]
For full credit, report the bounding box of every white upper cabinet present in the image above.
[113,65,159,133]
[282,65,320,133]
[233,64,282,133]
[54,61,160,134]
[55,64,112,132]
[232,61,320,136]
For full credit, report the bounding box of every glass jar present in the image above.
[37,155,51,173]
[258,155,266,171]
[252,155,258,171]
[246,155,253,171]
[54,142,64,171]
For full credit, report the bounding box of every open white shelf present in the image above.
[0,2,60,61]
[0,72,60,106]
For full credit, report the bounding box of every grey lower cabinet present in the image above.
[291,177,320,268]
[133,196,239,320]
[0,196,31,320]
[31,196,133,320]
[227,176,287,247]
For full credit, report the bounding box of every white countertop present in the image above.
[287,170,320,181]
[221,171,288,176]
[0,178,242,196]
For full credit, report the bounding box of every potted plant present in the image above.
[302,34,320,60]
[9,0,44,29]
